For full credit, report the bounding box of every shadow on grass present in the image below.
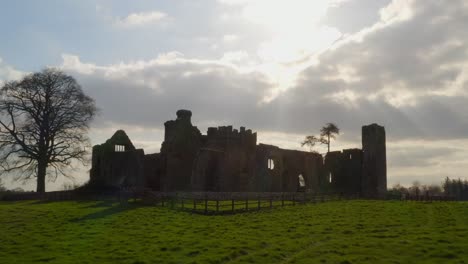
[70,202,143,222]
[24,199,118,207]
[25,200,54,205]
[81,200,117,208]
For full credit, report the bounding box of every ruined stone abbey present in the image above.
[89,110,387,198]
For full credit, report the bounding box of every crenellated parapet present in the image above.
[205,125,257,150]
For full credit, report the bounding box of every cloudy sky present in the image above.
[1,0,468,190]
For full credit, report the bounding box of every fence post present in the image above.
[245,197,249,211]
[193,198,196,210]
[269,196,272,209]
[204,197,208,214]
[258,196,261,210]
[232,199,234,212]
[293,195,295,206]
[216,199,219,213]
[281,194,284,207]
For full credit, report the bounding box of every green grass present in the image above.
[1,200,468,264]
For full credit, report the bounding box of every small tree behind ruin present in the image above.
[0,69,97,192]
[320,123,340,153]
[301,135,320,152]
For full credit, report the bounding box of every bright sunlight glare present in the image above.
[223,0,346,101]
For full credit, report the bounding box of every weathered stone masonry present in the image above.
[89,110,387,197]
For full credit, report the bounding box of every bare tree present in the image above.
[320,123,340,153]
[0,69,97,192]
[409,181,421,196]
[300,135,320,152]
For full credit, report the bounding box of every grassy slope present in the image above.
[0,200,467,264]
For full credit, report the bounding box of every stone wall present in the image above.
[342,149,363,194]
[88,110,387,197]
[324,149,362,194]
[89,130,145,188]
[192,125,257,191]
[144,153,162,190]
[191,129,323,193]
[255,144,324,192]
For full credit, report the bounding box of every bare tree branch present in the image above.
[0,68,97,192]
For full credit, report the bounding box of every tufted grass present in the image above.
[1,200,468,264]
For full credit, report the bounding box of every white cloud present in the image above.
[59,52,273,130]
[379,0,414,23]
[61,54,98,75]
[217,0,249,5]
[0,58,27,86]
[293,0,468,107]
[326,90,361,108]
[116,11,168,27]
[220,50,249,63]
[223,34,239,42]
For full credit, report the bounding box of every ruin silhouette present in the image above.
[89,110,386,198]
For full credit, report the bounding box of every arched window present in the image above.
[267,158,275,170]
[298,174,306,187]
[329,172,332,183]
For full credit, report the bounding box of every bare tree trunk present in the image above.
[37,159,47,193]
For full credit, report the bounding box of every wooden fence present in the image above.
[1,189,353,214]
[400,195,456,202]
[139,191,356,214]
[2,190,462,215]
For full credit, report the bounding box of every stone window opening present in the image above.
[267,158,275,170]
[115,145,125,152]
[349,154,352,160]
[298,174,306,187]
[329,172,333,183]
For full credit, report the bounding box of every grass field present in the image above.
[1,200,467,264]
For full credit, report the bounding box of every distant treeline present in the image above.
[442,177,468,200]
[388,177,468,200]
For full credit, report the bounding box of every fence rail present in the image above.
[399,195,456,202]
[1,190,463,215]
[139,191,357,214]
[1,190,352,213]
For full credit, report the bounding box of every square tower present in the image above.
[361,124,387,198]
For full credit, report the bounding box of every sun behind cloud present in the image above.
[217,0,347,101]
